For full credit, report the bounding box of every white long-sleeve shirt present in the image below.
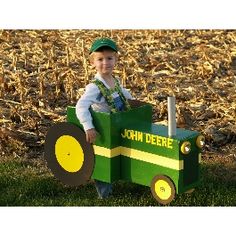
[76,73,133,131]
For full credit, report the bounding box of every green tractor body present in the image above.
[67,103,201,195]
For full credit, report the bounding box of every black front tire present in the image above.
[150,175,176,205]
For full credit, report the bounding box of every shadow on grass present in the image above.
[0,160,236,206]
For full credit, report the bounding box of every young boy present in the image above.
[75,38,133,199]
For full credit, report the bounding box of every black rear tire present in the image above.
[44,122,94,186]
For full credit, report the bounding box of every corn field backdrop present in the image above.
[0,30,236,206]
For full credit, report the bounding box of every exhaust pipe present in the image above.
[168,96,176,137]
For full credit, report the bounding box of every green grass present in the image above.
[0,158,236,206]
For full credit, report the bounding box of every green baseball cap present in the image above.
[89,38,118,54]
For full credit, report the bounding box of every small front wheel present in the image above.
[151,175,176,205]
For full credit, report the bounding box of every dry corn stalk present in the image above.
[81,39,89,86]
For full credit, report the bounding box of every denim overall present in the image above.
[93,79,130,199]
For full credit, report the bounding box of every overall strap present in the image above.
[93,78,131,113]
[113,79,131,111]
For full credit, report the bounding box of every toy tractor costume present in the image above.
[44,97,205,205]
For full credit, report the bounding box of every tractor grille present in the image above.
[183,152,199,186]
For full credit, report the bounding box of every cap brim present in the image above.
[90,44,117,54]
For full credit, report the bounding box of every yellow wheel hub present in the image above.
[155,179,172,200]
[55,135,84,173]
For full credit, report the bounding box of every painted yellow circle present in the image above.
[55,135,84,173]
[155,179,172,200]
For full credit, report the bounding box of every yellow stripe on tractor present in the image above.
[93,145,184,171]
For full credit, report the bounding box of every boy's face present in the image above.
[91,50,117,77]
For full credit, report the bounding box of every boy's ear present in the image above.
[115,53,119,62]
[89,55,95,68]
[90,63,96,69]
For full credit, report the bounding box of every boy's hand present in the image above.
[85,128,97,143]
